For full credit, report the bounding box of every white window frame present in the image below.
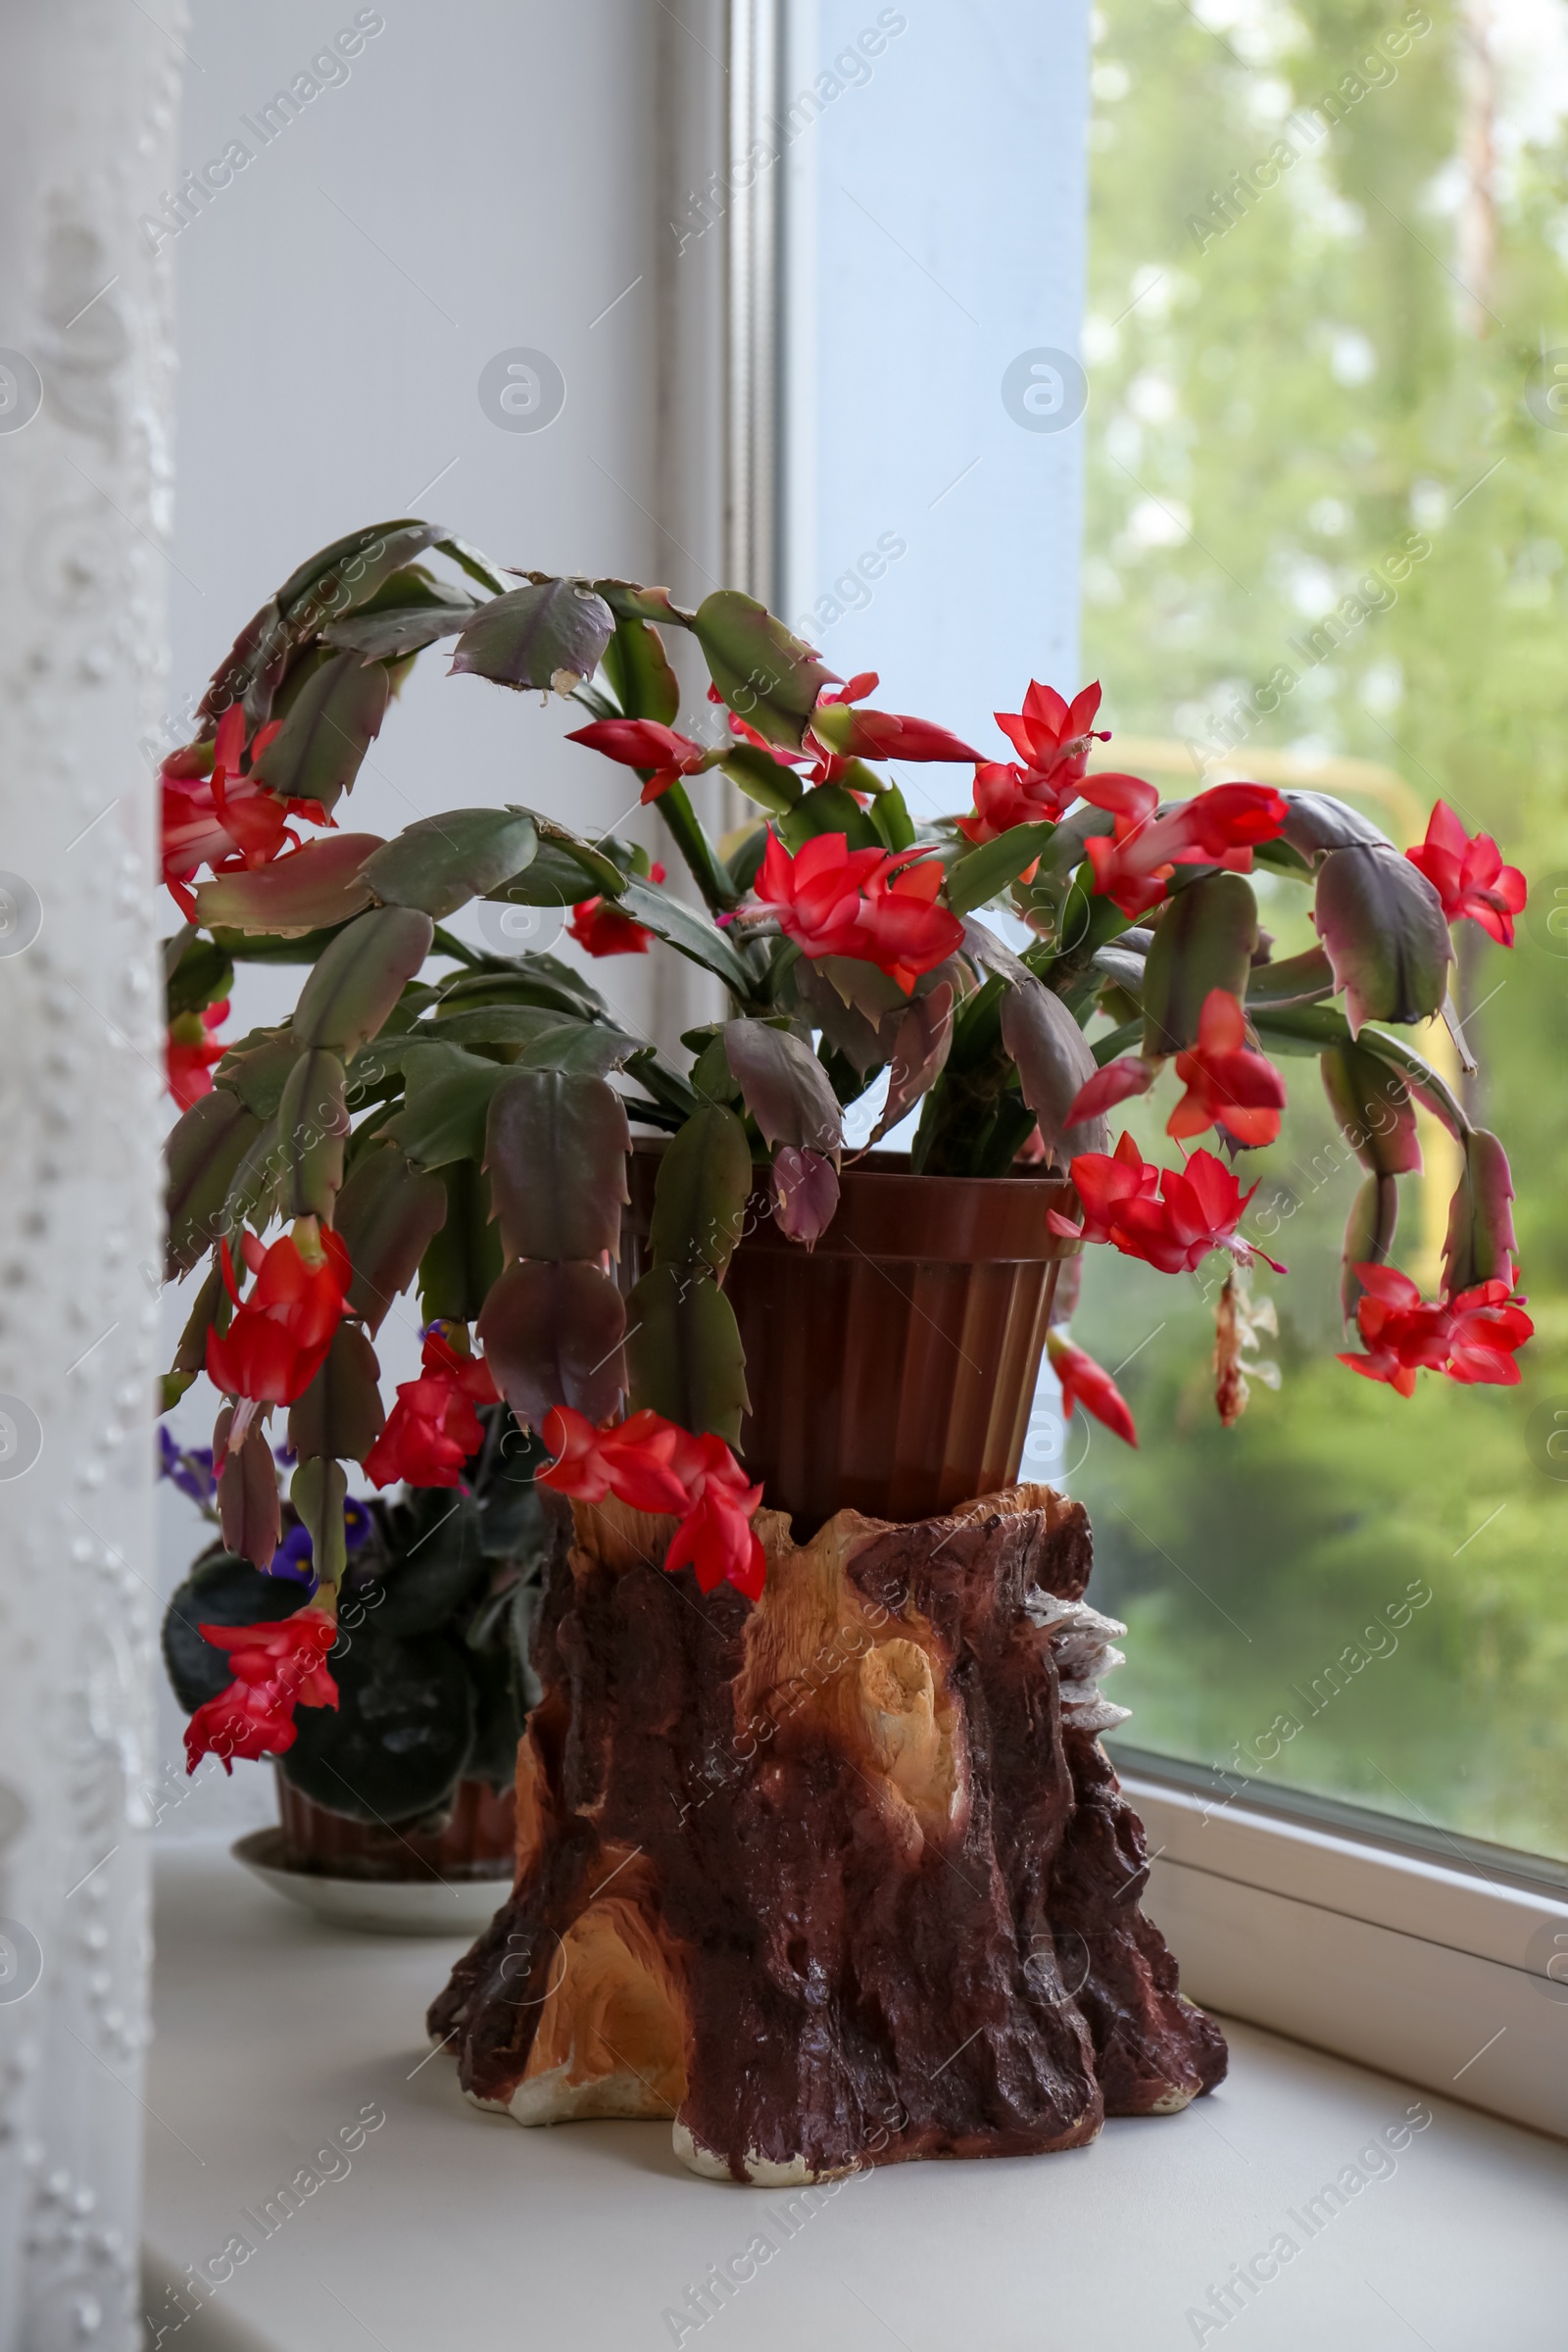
[727,0,1568,2142]
[1120,1755,1568,2138]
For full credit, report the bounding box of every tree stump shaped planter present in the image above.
[428,1483,1226,2181]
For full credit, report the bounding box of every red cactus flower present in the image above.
[817,671,879,707]
[1340,1264,1533,1395]
[1113,1150,1285,1275]
[160,706,321,916]
[567,862,664,956]
[956,763,1054,846]
[957,680,1112,843]
[1405,802,1527,947]
[183,1606,338,1774]
[1445,1279,1534,1383]
[537,1405,693,1516]
[364,1327,498,1490]
[565,718,711,806]
[534,1403,612,1501]
[806,673,984,767]
[540,1401,620,1495]
[166,999,229,1111]
[1079,770,1161,822]
[567,899,652,955]
[206,706,291,861]
[754,832,960,987]
[206,1225,352,1421]
[1048,1128,1159,1246]
[538,1405,765,1598]
[1174,782,1292,861]
[1052,1132,1285,1274]
[664,1476,766,1598]
[1081,778,1288,918]
[754,829,893,959]
[856,851,965,988]
[1047,1329,1137,1446]
[1337,1265,1448,1396]
[660,1429,766,1599]
[996,679,1110,778]
[1077,774,1173,920]
[1167,990,1287,1149]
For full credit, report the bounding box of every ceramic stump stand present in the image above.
[428,1482,1227,2181]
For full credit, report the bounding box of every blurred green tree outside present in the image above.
[1074,0,1568,1855]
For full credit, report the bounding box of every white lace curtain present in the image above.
[0,6,181,2344]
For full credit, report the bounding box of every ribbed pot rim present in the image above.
[627,1140,1079,1266]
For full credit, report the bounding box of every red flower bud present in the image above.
[1047,1329,1137,1446]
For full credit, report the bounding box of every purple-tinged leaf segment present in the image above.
[194,834,385,938]
[624,1264,749,1444]
[484,1070,630,1266]
[771,1147,840,1246]
[723,1019,843,1156]
[276,1049,349,1220]
[1341,1173,1401,1322]
[334,1147,448,1336]
[1319,1043,1422,1180]
[1442,1128,1518,1297]
[251,650,390,814]
[289,1326,386,1468]
[872,983,955,1142]
[477,1258,626,1430]
[166,1090,263,1280]
[999,978,1107,1171]
[215,1410,283,1572]
[1313,845,1451,1034]
[450,578,614,695]
[360,809,537,921]
[1142,872,1259,1056]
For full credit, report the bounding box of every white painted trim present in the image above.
[1122,1772,1568,2142]
[724,0,781,606]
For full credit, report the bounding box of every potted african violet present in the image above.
[158,518,1528,2177]
[159,1396,557,1887]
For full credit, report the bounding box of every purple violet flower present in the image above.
[268,1523,318,1591]
[158,1427,217,1506]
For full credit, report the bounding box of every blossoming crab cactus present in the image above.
[158,517,1532,1703]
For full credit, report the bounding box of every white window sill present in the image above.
[1118,1762,1568,2145]
[142,1839,1566,2351]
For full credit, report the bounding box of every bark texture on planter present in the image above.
[428,1483,1226,2181]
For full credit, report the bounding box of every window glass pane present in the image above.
[1077,0,1568,1858]
[779,0,1090,739]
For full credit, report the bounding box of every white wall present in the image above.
[163,0,726,963]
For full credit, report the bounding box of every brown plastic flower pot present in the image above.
[273,1772,514,1882]
[624,1146,1081,1535]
